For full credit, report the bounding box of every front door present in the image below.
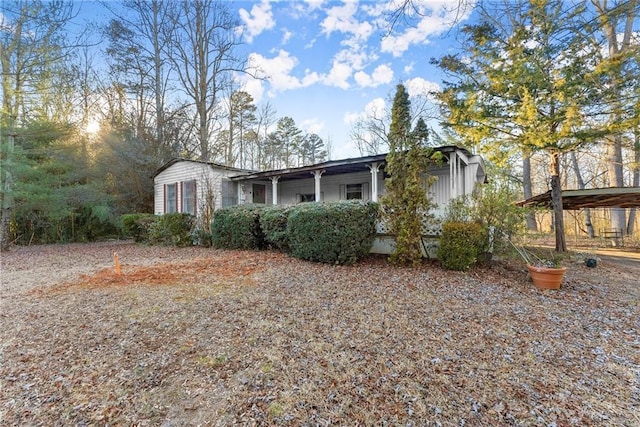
[252,183,266,204]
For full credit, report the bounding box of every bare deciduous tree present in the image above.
[167,0,246,162]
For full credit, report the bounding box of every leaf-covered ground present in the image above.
[1,242,639,426]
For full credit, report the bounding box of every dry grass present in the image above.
[1,242,639,426]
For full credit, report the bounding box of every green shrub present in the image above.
[191,226,213,247]
[445,182,526,256]
[211,205,265,250]
[437,221,487,271]
[259,205,293,250]
[148,213,195,246]
[121,213,157,243]
[286,201,378,265]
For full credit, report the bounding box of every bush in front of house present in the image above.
[286,201,378,265]
[259,205,293,250]
[211,205,265,250]
[148,212,195,246]
[437,221,487,271]
[444,182,526,256]
[121,213,157,243]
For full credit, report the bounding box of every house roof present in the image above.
[515,187,640,210]
[228,153,388,182]
[154,146,482,182]
[228,145,479,182]
[153,158,253,178]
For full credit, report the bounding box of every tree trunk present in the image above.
[593,0,635,236]
[152,0,166,157]
[628,126,640,235]
[607,134,626,234]
[571,151,595,238]
[0,133,15,251]
[550,152,566,252]
[522,152,538,231]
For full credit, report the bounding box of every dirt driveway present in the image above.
[595,248,640,269]
[1,242,639,426]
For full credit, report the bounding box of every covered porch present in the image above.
[229,153,388,205]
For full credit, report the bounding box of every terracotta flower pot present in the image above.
[526,265,567,290]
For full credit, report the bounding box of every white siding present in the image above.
[154,161,240,216]
[237,180,273,205]
[235,162,475,212]
[278,171,372,204]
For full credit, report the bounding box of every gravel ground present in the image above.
[1,242,639,426]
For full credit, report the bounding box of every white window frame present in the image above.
[182,180,197,215]
[165,183,177,213]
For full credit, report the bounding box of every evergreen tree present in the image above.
[381,84,436,266]
[227,90,257,168]
[1,1,77,249]
[299,133,327,166]
[434,1,604,252]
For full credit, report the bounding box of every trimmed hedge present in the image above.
[121,213,157,243]
[286,201,378,265]
[259,205,293,250]
[148,213,195,246]
[437,221,487,271]
[211,205,265,250]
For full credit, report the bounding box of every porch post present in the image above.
[368,162,381,202]
[271,176,280,205]
[312,170,325,202]
[237,182,245,205]
[450,152,458,198]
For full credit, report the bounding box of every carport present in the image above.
[516,187,640,246]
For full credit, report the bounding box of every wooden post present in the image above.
[114,252,121,275]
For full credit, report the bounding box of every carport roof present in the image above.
[516,187,640,210]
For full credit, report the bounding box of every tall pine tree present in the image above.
[381,84,436,266]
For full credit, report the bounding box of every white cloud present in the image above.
[248,50,321,95]
[344,97,387,125]
[239,0,275,43]
[281,29,292,45]
[380,1,474,57]
[323,60,352,89]
[241,78,265,104]
[404,63,415,74]
[405,77,441,99]
[334,48,369,71]
[304,0,326,11]
[320,0,374,47]
[354,64,394,87]
[300,118,326,135]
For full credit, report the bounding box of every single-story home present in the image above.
[154,145,487,254]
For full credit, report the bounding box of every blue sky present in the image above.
[73,0,475,160]
[233,0,474,159]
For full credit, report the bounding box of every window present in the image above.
[340,183,368,200]
[165,183,177,213]
[299,193,315,203]
[182,180,197,215]
[346,183,363,200]
[221,180,236,207]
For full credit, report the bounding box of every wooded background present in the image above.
[1,0,638,248]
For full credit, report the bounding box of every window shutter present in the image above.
[296,193,301,203]
[164,184,167,214]
[193,180,197,215]
[339,184,346,200]
[180,182,184,213]
[362,182,370,201]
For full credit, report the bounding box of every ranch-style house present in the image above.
[154,145,486,254]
